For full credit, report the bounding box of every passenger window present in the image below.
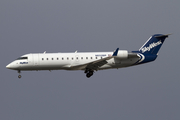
[86,57,88,59]
[67,57,69,60]
[72,58,73,60]
[42,58,44,60]
[91,57,93,59]
[52,58,53,60]
[57,58,59,60]
[47,58,48,60]
[81,57,83,59]
[62,58,64,60]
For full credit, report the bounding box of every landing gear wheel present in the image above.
[18,75,22,79]
[18,70,21,79]
[86,73,91,78]
[85,69,94,78]
[89,71,93,76]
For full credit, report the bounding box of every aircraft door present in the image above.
[27,54,33,65]
[32,54,39,66]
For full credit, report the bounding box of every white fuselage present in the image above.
[7,51,139,71]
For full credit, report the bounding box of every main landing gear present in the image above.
[18,70,22,79]
[84,69,94,78]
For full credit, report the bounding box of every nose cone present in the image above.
[6,64,11,69]
[6,62,18,70]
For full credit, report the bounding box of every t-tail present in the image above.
[139,34,170,55]
[133,34,170,64]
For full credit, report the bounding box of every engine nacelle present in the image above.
[115,50,128,59]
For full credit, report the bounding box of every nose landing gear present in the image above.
[18,75,22,78]
[18,70,21,78]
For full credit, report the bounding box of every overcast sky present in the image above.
[1,0,180,120]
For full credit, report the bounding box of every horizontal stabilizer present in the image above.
[155,34,171,38]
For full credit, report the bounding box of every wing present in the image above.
[70,48,119,70]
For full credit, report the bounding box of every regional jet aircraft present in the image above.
[6,34,170,78]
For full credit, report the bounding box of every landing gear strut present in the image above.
[85,69,94,78]
[18,70,21,79]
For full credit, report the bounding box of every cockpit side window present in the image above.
[16,57,28,60]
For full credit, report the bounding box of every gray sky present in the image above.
[1,0,180,120]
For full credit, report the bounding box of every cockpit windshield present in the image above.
[16,57,28,60]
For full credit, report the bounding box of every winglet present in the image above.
[113,48,119,56]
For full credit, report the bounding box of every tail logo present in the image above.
[141,40,162,53]
[137,53,145,63]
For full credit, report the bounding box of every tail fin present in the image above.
[139,34,170,55]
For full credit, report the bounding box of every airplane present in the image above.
[6,34,170,78]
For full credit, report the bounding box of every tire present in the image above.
[18,75,21,79]
[86,73,91,78]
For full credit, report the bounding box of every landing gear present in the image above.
[85,69,94,78]
[18,75,22,78]
[18,70,21,79]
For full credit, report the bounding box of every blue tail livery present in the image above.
[139,34,170,55]
[133,34,170,64]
